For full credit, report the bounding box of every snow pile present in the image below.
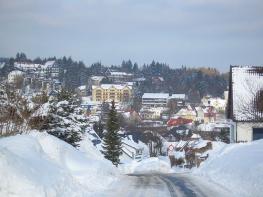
[122,135,148,152]
[197,122,230,132]
[0,132,118,197]
[121,157,174,174]
[194,140,263,197]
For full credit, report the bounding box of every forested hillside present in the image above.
[0,53,228,98]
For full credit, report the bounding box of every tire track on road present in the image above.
[159,176,178,197]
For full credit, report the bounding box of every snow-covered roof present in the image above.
[152,76,164,81]
[44,60,55,67]
[191,133,201,139]
[230,66,263,121]
[142,93,169,99]
[77,85,86,90]
[91,76,104,81]
[109,71,133,76]
[125,82,134,86]
[176,107,196,116]
[14,61,56,71]
[134,77,146,82]
[169,94,186,100]
[202,97,226,108]
[8,70,24,76]
[92,84,132,90]
[14,62,42,69]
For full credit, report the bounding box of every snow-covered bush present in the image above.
[0,84,44,136]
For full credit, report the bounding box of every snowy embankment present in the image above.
[194,140,263,197]
[120,157,174,174]
[0,132,119,197]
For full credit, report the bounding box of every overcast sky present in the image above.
[0,0,263,71]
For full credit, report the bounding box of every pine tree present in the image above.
[102,101,122,166]
[43,89,84,147]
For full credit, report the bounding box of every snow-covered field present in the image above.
[194,140,263,197]
[0,132,119,197]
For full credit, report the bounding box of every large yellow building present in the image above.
[92,84,132,103]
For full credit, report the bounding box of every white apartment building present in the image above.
[142,93,169,108]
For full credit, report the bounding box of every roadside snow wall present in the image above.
[194,140,263,197]
[0,132,118,197]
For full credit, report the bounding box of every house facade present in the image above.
[140,107,165,120]
[142,93,169,108]
[227,66,263,142]
[175,105,196,121]
[92,84,132,103]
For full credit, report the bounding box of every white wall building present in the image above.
[142,93,169,108]
[228,66,263,142]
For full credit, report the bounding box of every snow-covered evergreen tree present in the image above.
[102,101,122,166]
[42,89,86,147]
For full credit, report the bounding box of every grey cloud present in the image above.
[0,0,262,71]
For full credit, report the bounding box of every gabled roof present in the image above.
[228,66,263,122]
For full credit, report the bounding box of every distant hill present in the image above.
[0,53,228,99]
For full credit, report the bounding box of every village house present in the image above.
[12,61,61,93]
[105,69,133,83]
[227,66,263,142]
[195,106,217,124]
[14,61,60,80]
[76,85,88,97]
[175,105,197,121]
[201,95,227,113]
[140,107,166,120]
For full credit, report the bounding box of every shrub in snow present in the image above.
[169,156,185,167]
[175,157,185,166]
[0,84,45,136]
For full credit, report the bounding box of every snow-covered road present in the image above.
[108,173,231,197]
